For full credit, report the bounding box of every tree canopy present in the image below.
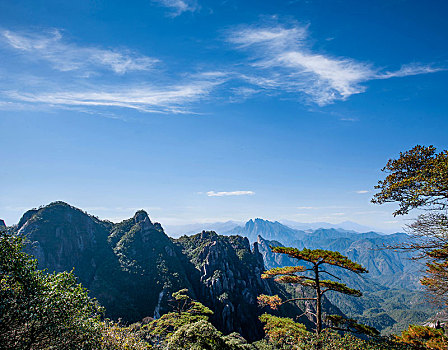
[372,145,448,304]
[0,230,150,350]
[372,145,448,216]
[0,231,104,349]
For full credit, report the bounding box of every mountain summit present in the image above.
[10,202,294,341]
[225,218,305,244]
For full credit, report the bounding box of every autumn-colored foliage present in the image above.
[396,324,448,350]
[372,145,448,305]
[372,145,448,216]
[257,294,282,310]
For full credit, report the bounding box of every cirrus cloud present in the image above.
[206,191,255,197]
[1,29,158,74]
[226,22,443,105]
[4,78,223,114]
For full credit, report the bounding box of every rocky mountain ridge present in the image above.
[7,202,309,341]
[6,203,431,338]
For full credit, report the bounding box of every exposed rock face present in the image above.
[15,202,194,322]
[175,231,275,340]
[257,235,300,269]
[0,219,6,229]
[13,202,305,341]
[107,210,196,320]
[17,202,112,286]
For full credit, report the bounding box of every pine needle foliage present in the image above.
[372,145,448,305]
[372,145,448,216]
[270,247,368,273]
[259,246,369,335]
[325,315,379,336]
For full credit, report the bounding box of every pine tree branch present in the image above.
[318,270,341,280]
[280,297,317,305]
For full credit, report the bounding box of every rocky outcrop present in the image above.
[15,202,193,322]
[257,235,300,270]
[425,309,448,328]
[13,202,309,341]
[176,231,288,339]
[17,202,112,285]
[107,210,195,319]
[175,231,277,340]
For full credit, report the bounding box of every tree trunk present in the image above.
[314,263,322,334]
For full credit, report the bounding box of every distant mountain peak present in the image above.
[199,230,219,240]
[226,218,304,245]
[133,210,152,225]
[246,218,279,228]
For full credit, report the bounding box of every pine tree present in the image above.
[372,145,448,304]
[258,247,372,335]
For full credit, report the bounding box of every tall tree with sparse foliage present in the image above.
[258,247,373,335]
[372,145,448,304]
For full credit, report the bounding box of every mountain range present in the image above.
[164,219,388,238]
[251,225,434,335]
[6,202,314,340]
[3,202,436,337]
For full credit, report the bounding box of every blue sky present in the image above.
[1,0,447,232]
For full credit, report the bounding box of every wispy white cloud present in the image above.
[1,29,157,74]
[152,0,198,16]
[356,190,369,194]
[376,63,443,79]
[228,25,308,48]
[206,191,255,197]
[4,78,222,114]
[1,24,443,115]
[0,28,232,114]
[227,23,442,105]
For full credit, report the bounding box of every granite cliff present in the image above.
[9,202,308,341]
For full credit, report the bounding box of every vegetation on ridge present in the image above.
[0,229,149,349]
[0,214,441,350]
[5,145,448,350]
